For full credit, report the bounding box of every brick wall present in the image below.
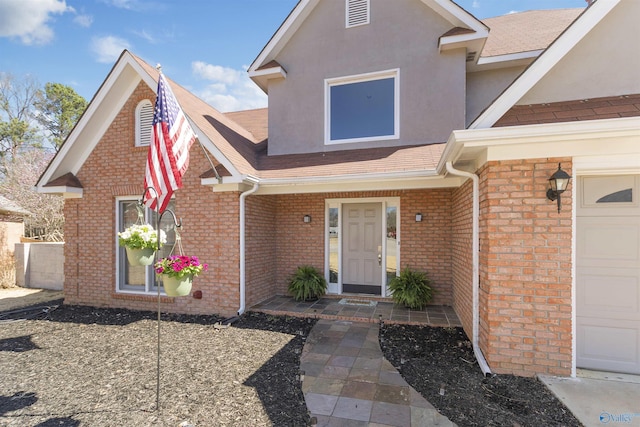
[62,82,458,315]
[272,189,453,305]
[478,158,573,376]
[451,179,474,336]
[245,195,278,306]
[495,94,640,127]
[63,81,242,317]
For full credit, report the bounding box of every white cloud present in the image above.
[192,61,266,113]
[101,0,153,12]
[472,1,480,8]
[133,29,155,43]
[73,14,93,28]
[0,0,73,45]
[90,35,131,63]
[192,61,243,86]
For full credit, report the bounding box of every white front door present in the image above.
[577,175,640,374]
[342,203,383,295]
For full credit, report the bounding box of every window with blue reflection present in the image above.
[330,77,395,141]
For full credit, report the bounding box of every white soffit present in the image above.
[440,116,640,172]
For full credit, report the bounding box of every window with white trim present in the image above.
[346,0,370,28]
[116,198,175,293]
[325,69,399,145]
[135,100,153,147]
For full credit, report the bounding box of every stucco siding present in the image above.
[520,1,640,105]
[268,0,466,155]
[466,66,526,126]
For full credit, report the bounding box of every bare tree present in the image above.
[0,150,64,241]
[0,73,43,172]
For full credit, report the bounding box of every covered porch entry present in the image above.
[326,198,399,297]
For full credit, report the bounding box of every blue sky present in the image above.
[0,0,587,112]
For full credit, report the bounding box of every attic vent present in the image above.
[346,0,370,28]
[135,100,154,147]
[466,51,477,62]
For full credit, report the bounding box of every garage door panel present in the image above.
[577,174,640,375]
[577,218,640,266]
[578,270,639,317]
[577,320,640,374]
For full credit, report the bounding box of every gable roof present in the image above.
[37,50,265,195]
[480,9,583,58]
[248,0,489,92]
[470,0,620,129]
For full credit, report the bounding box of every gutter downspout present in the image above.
[446,162,492,376]
[238,179,260,316]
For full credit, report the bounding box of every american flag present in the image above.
[143,72,196,213]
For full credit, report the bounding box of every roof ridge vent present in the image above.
[346,0,370,28]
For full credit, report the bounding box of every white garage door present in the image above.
[577,175,640,374]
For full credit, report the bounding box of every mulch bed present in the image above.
[1,302,582,426]
[0,302,315,426]
[380,323,582,427]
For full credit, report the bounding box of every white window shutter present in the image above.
[136,101,154,147]
[346,0,370,28]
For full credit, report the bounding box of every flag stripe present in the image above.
[143,73,196,213]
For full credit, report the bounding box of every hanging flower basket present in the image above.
[118,224,166,266]
[162,274,193,297]
[126,247,156,266]
[155,255,208,297]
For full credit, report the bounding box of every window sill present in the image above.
[112,292,175,303]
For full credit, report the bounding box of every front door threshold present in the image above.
[342,284,381,295]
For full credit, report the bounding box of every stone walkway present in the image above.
[301,319,456,426]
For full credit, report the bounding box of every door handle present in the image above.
[378,253,382,266]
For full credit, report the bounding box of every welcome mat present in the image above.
[338,298,378,307]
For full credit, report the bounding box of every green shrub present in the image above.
[388,267,433,309]
[288,265,327,301]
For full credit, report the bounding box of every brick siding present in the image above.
[451,179,474,336]
[63,81,458,315]
[495,94,640,127]
[63,82,241,317]
[478,158,573,376]
[271,190,453,305]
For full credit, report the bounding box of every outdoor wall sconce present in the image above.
[303,214,311,223]
[546,163,572,213]
[415,213,423,222]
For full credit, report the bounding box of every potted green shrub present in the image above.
[288,265,327,301]
[388,267,434,309]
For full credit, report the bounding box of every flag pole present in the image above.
[140,186,181,412]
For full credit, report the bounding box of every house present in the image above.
[0,195,30,255]
[37,0,639,377]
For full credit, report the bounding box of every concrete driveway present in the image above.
[0,287,63,312]
[540,370,640,426]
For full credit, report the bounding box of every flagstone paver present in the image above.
[301,319,457,427]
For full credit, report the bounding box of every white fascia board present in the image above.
[38,52,146,188]
[440,116,640,170]
[245,171,462,195]
[248,0,317,73]
[37,186,83,199]
[422,0,488,34]
[247,66,287,94]
[470,0,621,129]
[247,66,287,79]
[476,50,543,66]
